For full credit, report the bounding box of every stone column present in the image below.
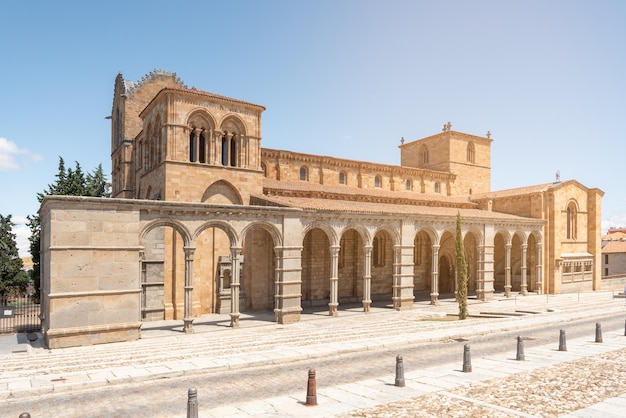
[183,246,195,334]
[535,243,543,294]
[520,244,528,295]
[430,244,440,305]
[475,245,485,300]
[225,132,234,166]
[504,243,512,297]
[362,245,372,313]
[230,246,242,328]
[328,245,340,316]
[273,244,303,324]
[392,246,401,309]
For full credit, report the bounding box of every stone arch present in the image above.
[140,219,192,246]
[438,230,456,294]
[339,224,370,246]
[527,231,540,293]
[463,230,480,293]
[219,114,247,136]
[371,228,394,300]
[193,220,239,246]
[337,227,365,304]
[511,232,524,291]
[240,221,283,248]
[413,229,433,295]
[301,226,332,304]
[493,230,510,293]
[241,221,282,312]
[302,221,339,247]
[201,180,243,205]
[187,108,217,130]
[372,224,401,247]
[139,219,193,321]
[192,220,240,316]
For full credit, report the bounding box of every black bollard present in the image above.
[395,355,405,387]
[19,414,31,418]
[558,329,567,352]
[516,336,525,361]
[306,369,318,406]
[462,344,472,373]
[187,387,198,418]
[595,322,603,343]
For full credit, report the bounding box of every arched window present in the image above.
[434,182,440,193]
[420,145,429,166]
[261,162,267,177]
[230,134,237,166]
[374,175,382,188]
[467,142,475,163]
[198,130,206,163]
[221,136,228,166]
[189,129,197,162]
[406,179,412,191]
[299,166,308,181]
[339,171,346,185]
[566,201,578,240]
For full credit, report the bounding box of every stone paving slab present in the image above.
[1,291,625,416]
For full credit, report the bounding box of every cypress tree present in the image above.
[455,212,469,319]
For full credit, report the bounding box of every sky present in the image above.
[1,0,625,256]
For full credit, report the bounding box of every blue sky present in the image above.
[1,0,625,256]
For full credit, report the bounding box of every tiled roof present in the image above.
[251,193,539,222]
[263,179,475,208]
[472,183,555,200]
[603,231,626,240]
[602,240,626,254]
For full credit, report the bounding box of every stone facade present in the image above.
[39,70,603,348]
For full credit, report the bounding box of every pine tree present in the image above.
[86,164,111,197]
[455,212,469,320]
[29,157,110,298]
[0,214,26,296]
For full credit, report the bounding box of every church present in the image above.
[39,70,603,348]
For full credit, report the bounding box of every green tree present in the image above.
[29,157,111,299]
[0,214,26,296]
[455,212,469,320]
[86,164,111,197]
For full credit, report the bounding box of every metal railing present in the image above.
[0,295,41,334]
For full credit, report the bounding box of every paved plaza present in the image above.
[1,291,625,417]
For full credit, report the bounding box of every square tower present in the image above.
[399,129,492,196]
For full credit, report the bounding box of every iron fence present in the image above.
[0,295,41,334]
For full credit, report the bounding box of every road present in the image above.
[5,311,625,418]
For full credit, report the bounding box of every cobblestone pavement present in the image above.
[342,348,626,418]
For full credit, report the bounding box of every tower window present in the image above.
[339,171,346,185]
[566,201,578,240]
[434,182,440,193]
[467,142,475,163]
[299,166,308,181]
[406,179,412,191]
[374,175,382,188]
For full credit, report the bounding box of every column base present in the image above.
[504,286,512,298]
[230,313,240,328]
[183,318,194,334]
[328,303,338,317]
[274,308,302,324]
[362,300,371,313]
[430,293,439,305]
